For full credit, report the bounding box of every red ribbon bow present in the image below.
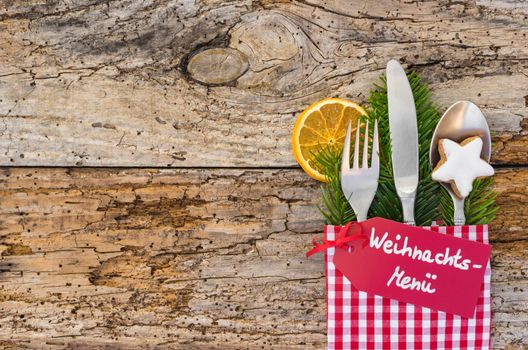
[306,221,367,257]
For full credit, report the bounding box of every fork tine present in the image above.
[371,119,379,169]
[353,119,360,169]
[341,121,352,173]
[362,120,369,168]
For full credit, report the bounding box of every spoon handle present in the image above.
[453,196,466,226]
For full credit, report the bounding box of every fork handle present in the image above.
[400,196,416,226]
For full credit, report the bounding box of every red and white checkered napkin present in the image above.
[325,224,491,350]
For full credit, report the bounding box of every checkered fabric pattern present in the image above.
[325,224,491,350]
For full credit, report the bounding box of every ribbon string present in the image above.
[306,221,367,257]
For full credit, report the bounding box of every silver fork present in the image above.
[340,119,379,222]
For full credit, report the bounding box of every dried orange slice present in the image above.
[292,98,367,182]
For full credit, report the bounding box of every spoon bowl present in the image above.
[429,101,492,225]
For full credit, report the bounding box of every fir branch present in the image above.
[440,177,498,225]
[312,145,355,225]
[365,73,442,226]
[312,71,497,226]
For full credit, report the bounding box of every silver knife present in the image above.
[386,59,419,225]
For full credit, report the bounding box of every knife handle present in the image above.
[400,195,416,226]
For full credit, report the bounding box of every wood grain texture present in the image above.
[1,0,528,349]
[0,0,527,167]
[0,167,526,349]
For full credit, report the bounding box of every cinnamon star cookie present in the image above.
[432,137,494,198]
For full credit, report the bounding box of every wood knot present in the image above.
[186,47,249,86]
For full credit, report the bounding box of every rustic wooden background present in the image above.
[0,0,527,349]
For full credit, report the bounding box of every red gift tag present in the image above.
[333,217,491,318]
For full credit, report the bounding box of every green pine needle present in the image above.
[440,177,498,225]
[365,72,442,226]
[311,145,356,224]
[312,71,497,226]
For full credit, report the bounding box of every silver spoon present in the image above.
[429,101,492,225]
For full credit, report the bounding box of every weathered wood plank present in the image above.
[0,167,526,348]
[0,0,527,167]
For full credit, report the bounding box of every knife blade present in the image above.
[386,59,419,225]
